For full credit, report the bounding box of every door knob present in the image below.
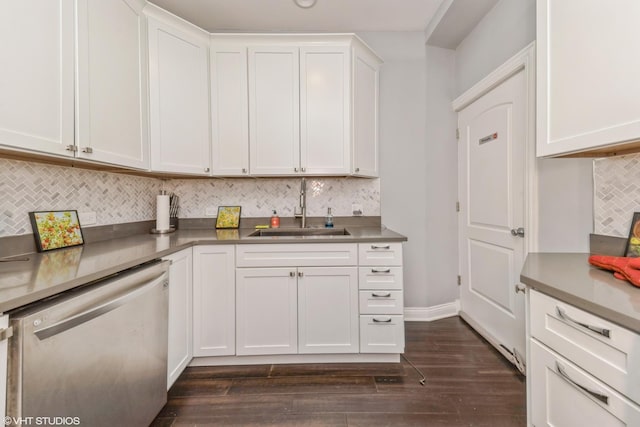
[510,227,525,238]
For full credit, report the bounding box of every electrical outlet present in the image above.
[78,211,97,226]
[351,204,363,216]
[205,206,217,216]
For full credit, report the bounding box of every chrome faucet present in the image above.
[294,177,307,228]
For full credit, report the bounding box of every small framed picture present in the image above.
[29,210,85,252]
[215,206,241,229]
[625,212,640,257]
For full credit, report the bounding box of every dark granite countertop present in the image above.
[521,253,640,333]
[0,226,406,313]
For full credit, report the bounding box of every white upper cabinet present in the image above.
[210,44,250,176]
[0,0,75,156]
[537,0,640,157]
[249,46,301,176]
[146,5,211,175]
[300,47,351,175]
[76,0,149,169]
[352,45,381,177]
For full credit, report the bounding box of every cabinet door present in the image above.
[76,0,149,169]
[0,0,74,156]
[0,314,8,420]
[248,47,300,175]
[211,45,250,176]
[298,267,359,353]
[236,268,297,355]
[148,15,210,175]
[352,47,380,177]
[163,248,193,389]
[300,47,351,175]
[537,0,640,157]
[193,245,235,357]
[530,339,640,426]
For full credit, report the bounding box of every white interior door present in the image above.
[458,70,527,370]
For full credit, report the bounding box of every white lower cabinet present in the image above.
[163,248,193,389]
[298,267,359,354]
[193,245,235,357]
[528,289,640,425]
[235,243,364,356]
[0,314,8,420]
[235,266,359,356]
[236,268,298,355]
[530,340,640,426]
[358,243,404,354]
[191,242,403,361]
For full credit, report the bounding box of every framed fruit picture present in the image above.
[625,212,640,257]
[29,210,85,252]
[215,206,241,229]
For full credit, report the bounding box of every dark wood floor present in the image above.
[152,317,526,426]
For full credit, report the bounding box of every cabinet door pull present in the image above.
[372,317,392,323]
[298,271,304,278]
[556,362,609,405]
[372,292,391,298]
[371,268,391,273]
[371,244,390,250]
[556,307,611,338]
[289,271,296,277]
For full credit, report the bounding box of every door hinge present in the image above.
[456,202,460,212]
[456,128,460,140]
[457,275,461,286]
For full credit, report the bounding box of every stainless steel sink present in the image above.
[248,227,351,237]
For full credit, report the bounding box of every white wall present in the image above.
[424,46,458,306]
[455,0,593,253]
[455,0,536,97]
[357,32,431,308]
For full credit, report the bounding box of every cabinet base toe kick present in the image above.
[189,353,401,367]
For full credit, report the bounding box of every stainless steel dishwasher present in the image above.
[6,260,170,427]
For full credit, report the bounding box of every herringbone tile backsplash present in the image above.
[0,159,380,237]
[594,153,640,237]
[1,159,161,236]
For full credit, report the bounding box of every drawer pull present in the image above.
[371,244,391,250]
[556,307,611,338]
[556,362,609,405]
[372,292,391,298]
[372,317,392,323]
[371,268,391,273]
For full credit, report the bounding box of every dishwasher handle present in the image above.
[34,271,168,341]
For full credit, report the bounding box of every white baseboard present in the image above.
[404,300,460,322]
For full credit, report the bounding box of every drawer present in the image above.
[359,290,403,315]
[359,315,404,353]
[530,290,640,403]
[358,242,403,266]
[236,243,357,267]
[358,266,403,290]
[530,339,640,426]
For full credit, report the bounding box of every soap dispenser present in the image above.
[270,210,280,228]
[325,207,334,228]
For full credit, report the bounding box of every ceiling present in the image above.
[148,0,446,33]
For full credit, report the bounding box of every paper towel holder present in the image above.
[150,226,176,234]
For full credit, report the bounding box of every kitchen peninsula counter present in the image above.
[0,226,406,313]
[521,253,640,333]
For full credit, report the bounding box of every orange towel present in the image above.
[588,255,640,288]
